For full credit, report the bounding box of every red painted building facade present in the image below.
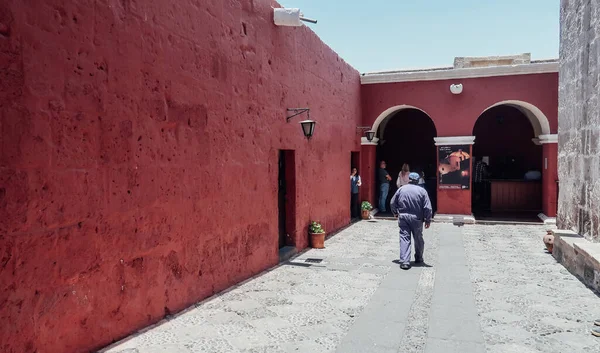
[359,62,559,222]
[0,2,558,353]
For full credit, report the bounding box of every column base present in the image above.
[433,213,476,224]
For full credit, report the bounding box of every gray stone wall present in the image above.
[558,0,600,242]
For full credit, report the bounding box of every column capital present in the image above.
[361,137,379,145]
[434,136,475,146]
[538,134,558,144]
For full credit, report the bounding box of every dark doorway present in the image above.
[472,105,542,221]
[350,151,361,221]
[278,150,296,249]
[376,108,437,215]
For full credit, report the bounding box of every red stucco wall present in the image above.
[543,143,558,217]
[0,1,361,352]
[361,73,558,136]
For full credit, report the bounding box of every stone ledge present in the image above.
[433,214,476,224]
[552,229,600,292]
[538,213,557,225]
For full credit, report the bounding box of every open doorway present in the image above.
[472,105,542,221]
[376,108,437,215]
[278,150,296,249]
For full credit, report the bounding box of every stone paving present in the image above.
[102,221,600,353]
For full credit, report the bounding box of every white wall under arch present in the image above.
[371,105,435,138]
[478,100,551,138]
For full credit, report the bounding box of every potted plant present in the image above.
[309,221,326,249]
[361,201,372,220]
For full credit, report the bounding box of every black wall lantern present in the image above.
[287,108,315,140]
[357,126,376,142]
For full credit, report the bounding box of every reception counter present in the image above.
[489,179,542,212]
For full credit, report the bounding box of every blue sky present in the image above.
[277,0,560,73]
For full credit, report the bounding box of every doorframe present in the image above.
[278,150,296,249]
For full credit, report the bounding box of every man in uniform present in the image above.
[390,172,433,270]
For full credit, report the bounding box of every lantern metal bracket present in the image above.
[286,108,310,122]
[356,126,376,142]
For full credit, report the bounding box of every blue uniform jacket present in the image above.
[390,183,433,223]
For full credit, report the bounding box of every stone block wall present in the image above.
[453,53,531,68]
[558,0,600,242]
[0,0,361,352]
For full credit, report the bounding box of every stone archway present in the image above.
[479,100,551,139]
[472,101,550,220]
[373,106,438,213]
[371,105,434,139]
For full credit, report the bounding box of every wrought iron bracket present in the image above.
[286,108,310,122]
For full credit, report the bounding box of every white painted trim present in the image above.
[360,61,558,85]
[361,137,379,145]
[538,134,558,144]
[370,105,432,138]
[538,213,557,225]
[434,136,475,146]
[531,138,542,145]
[479,100,551,137]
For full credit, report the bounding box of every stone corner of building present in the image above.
[552,229,600,292]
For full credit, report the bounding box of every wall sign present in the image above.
[438,145,471,190]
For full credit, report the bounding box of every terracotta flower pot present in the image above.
[310,232,326,249]
[361,209,370,220]
[543,232,554,253]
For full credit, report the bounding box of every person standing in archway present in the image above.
[350,167,362,219]
[473,157,490,211]
[391,172,432,270]
[396,163,410,188]
[378,161,392,212]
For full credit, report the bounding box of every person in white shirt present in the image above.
[396,163,410,188]
[418,171,426,188]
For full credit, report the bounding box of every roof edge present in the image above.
[360,60,559,85]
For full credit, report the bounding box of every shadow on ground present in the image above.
[392,259,433,268]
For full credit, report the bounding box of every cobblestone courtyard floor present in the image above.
[103,221,600,353]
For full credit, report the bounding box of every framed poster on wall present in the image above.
[438,145,471,190]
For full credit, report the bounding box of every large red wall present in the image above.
[0,1,361,352]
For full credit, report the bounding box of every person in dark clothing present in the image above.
[350,167,362,219]
[378,161,392,212]
[390,172,433,270]
[473,157,490,211]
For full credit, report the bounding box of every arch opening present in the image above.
[375,107,438,214]
[471,103,544,221]
[481,100,551,137]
